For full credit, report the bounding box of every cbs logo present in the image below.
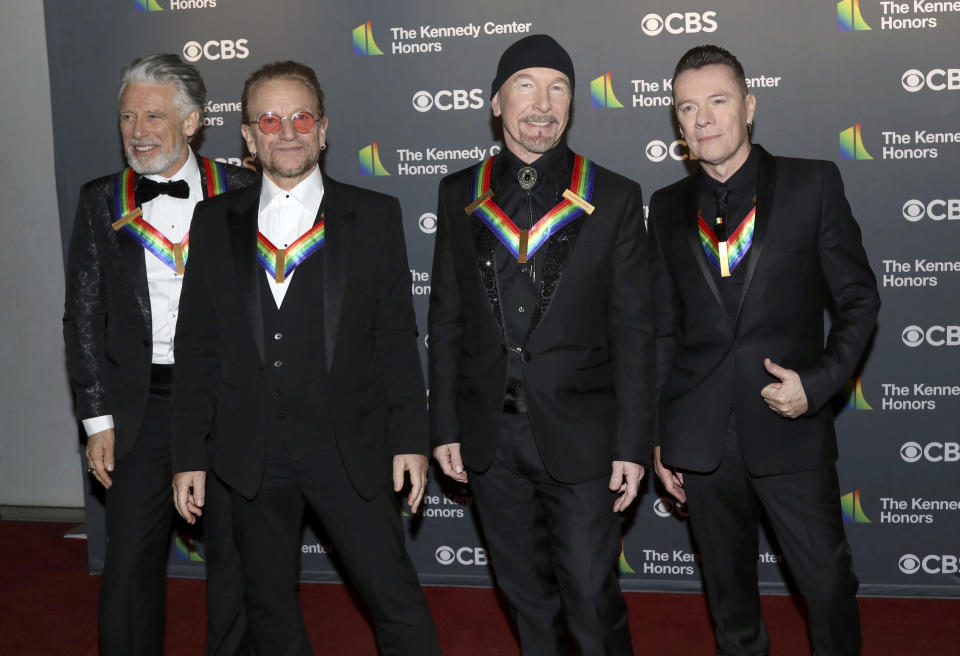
[902,199,960,222]
[899,553,960,574]
[412,89,484,113]
[214,156,257,171]
[902,325,960,348]
[182,39,250,63]
[640,11,718,36]
[901,68,960,93]
[435,545,487,566]
[900,441,960,463]
[645,140,694,162]
[418,212,437,234]
[653,497,689,518]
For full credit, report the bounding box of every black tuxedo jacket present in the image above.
[648,145,880,476]
[428,149,655,483]
[63,155,256,460]
[171,174,427,500]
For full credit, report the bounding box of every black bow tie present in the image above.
[138,177,190,204]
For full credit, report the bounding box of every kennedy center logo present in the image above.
[590,72,624,109]
[175,532,204,561]
[359,142,391,176]
[842,376,873,410]
[840,489,872,523]
[353,21,384,55]
[837,0,871,30]
[618,541,636,574]
[839,123,874,160]
[135,0,163,10]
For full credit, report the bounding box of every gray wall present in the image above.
[0,2,83,507]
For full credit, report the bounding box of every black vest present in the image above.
[259,247,332,457]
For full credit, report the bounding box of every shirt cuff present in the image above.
[82,415,115,437]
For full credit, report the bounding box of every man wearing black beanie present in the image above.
[429,33,654,654]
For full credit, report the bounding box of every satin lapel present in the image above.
[469,192,504,335]
[525,196,587,341]
[734,147,776,322]
[322,179,354,373]
[684,173,730,326]
[112,178,151,328]
[227,187,265,365]
[116,228,151,329]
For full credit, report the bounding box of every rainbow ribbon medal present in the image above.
[465,154,596,263]
[257,217,325,283]
[697,206,756,277]
[111,158,229,274]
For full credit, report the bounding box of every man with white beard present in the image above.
[63,53,256,655]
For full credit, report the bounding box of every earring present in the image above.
[747,122,753,132]
[319,143,327,151]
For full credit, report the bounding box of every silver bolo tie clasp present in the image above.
[518,166,538,190]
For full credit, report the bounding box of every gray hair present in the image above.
[118,53,206,119]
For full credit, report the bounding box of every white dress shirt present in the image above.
[82,151,203,436]
[257,165,325,307]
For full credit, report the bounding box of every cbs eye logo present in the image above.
[898,554,921,574]
[412,92,433,112]
[653,497,689,518]
[902,199,925,221]
[901,325,925,348]
[418,212,437,234]
[900,442,923,463]
[901,70,925,93]
[435,546,456,565]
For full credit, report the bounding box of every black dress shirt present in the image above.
[493,144,571,407]
[698,146,760,319]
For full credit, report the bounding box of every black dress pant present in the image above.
[99,392,174,656]
[468,413,632,656]
[98,390,248,656]
[229,440,440,656]
[204,469,251,656]
[682,412,861,656]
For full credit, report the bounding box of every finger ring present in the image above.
[87,466,96,473]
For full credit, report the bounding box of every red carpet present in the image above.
[1,520,956,654]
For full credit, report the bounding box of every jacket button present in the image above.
[273,360,283,368]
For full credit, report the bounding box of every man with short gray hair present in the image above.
[64,53,257,655]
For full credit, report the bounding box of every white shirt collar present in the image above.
[259,165,324,214]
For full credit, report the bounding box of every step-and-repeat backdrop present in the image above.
[46,0,958,597]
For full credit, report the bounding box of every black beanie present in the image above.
[490,34,575,99]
